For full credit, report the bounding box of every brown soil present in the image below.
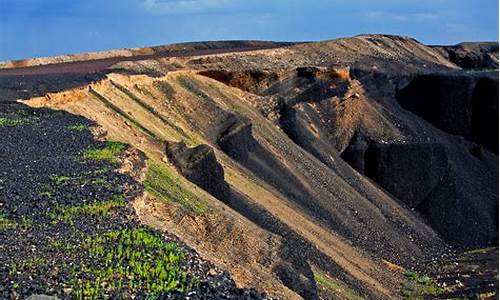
[4,34,497,299]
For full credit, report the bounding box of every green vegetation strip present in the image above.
[69,228,197,299]
[313,269,363,300]
[48,195,126,224]
[66,123,88,132]
[0,110,39,127]
[83,141,126,163]
[401,270,442,300]
[145,162,208,214]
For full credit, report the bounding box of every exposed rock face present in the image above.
[217,118,256,161]
[396,72,499,154]
[363,142,449,208]
[198,69,280,94]
[165,141,230,200]
[434,42,499,69]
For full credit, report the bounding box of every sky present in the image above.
[0,0,498,61]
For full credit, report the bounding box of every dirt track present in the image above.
[0,45,283,76]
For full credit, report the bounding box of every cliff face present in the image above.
[0,35,497,299]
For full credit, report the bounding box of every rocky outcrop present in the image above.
[396,72,499,154]
[434,42,499,69]
[217,118,256,161]
[165,141,230,200]
[341,132,498,248]
[363,142,449,208]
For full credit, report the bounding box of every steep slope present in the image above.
[1,34,498,300]
[0,102,266,300]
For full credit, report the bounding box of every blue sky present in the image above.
[0,0,498,60]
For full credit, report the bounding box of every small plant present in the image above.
[0,213,16,230]
[401,270,442,300]
[37,191,54,198]
[50,174,72,185]
[83,141,126,163]
[230,104,242,114]
[48,194,126,224]
[19,216,33,230]
[144,162,207,214]
[66,123,87,132]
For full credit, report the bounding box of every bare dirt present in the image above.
[1,34,498,300]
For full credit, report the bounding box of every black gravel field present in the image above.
[0,102,266,300]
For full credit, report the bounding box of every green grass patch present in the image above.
[83,141,126,163]
[144,162,207,214]
[0,213,16,230]
[70,228,196,299]
[313,269,363,300]
[0,112,38,127]
[401,270,442,300]
[49,195,126,224]
[66,123,88,132]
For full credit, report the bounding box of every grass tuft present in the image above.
[83,141,126,163]
[401,270,442,300]
[0,213,16,230]
[50,175,72,185]
[66,123,88,132]
[144,162,207,214]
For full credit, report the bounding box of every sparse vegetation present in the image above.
[66,123,88,132]
[230,104,243,114]
[50,174,72,185]
[83,141,126,163]
[464,246,498,255]
[70,228,196,299]
[401,270,442,300]
[313,269,363,300]
[0,213,16,230]
[0,111,39,127]
[177,76,215,103]
[144,162,208,214]
[155,81,176,99]
[48,194,126,224]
